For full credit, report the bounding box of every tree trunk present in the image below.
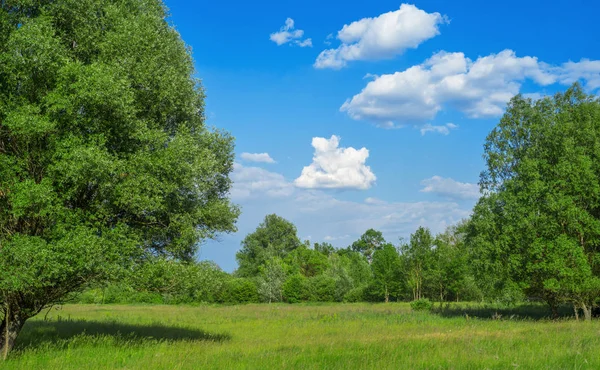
[573,303,579,321]
[550,304,559,320]
[385,286,389,303]
[1,306,26,360]
[581,302,592,322]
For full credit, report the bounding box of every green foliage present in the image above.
[351,228,386,263]
[236,214,301,277]
[326,254,354,302]
[343,286,366,302]
[410,298,433,311]
[371,244,402,302]
[257,258,287,303]
[282,274,308,303]
[469,84,600,318]
[401,227,435,301]
[285,246,330,277]
[314,242,335,256]
[306,275,337,302]
[219,278,258,304]
[339,250,373,286]
[0,0,239,352]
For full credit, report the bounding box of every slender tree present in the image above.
[401,227,434,301]
[371,244,401,302]
[0,0,239,355]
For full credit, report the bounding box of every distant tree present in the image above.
[0,0,239,356]
[401,227,434,301]
[351,229,387,263]
[338,250,373,287]
[285,246,329,277]
[428,225,469,302]
[236,214,301,277]
[314,242,335,256]
[371,244,402,302]
[257,258,287,303]
[325,254,354,302]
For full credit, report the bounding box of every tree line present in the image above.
[81,215,479,306]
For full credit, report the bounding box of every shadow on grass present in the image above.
[14,317,231,352]
[431,303,575,321]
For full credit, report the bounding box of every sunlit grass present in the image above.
[3,303,600,369]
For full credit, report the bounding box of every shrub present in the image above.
[306,275,336,302]
[220,278,259,304]
[410,298,433,311]
[343,286,366,302]
[283,274,308,303]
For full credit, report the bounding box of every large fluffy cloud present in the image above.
[270,18,312,47]
[294,135,376,190]
[420,176,479,200]
[314,4,447,69]
[341,50,600,128]
[341,49,556,127]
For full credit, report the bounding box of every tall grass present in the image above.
[3,303,599,369]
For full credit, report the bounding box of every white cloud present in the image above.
[420,123,458,135]
[557,59,600,90]
[240,152,276,164]
[294,135,376,190]
[230,163,293,201]
[341,49,557,127]
[296,38,313,48]
[365,197,386,205]
[270,18,312,47]
[420,176,479,200]
[324,235,350,242]
[314,4,447,69]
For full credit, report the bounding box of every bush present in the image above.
[220,278,259,304]
[343,286,366,302]
[306,275,336,302]
[283,274,308,303]
[410,298,433,311]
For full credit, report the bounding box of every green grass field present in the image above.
[3,303,600,369]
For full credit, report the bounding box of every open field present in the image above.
[3,303,600,369]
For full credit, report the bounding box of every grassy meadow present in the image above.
[3,303,600,369]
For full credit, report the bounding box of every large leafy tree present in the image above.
[0,0,239,355]
[236,214,301,277]
[470,84,600,318]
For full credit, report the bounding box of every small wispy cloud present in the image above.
[270,18,312,47]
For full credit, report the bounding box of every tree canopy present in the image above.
[236,214,301,277]
[468,84,600,318]
[0,0,239,355]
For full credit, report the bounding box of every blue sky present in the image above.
[164,0,600,271]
